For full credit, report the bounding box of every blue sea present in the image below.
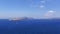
[0,19,60,34]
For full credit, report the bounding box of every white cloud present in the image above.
[40,0,46,3]
[30,0,51,8]
[44,10,55,17]
[40,5,45,8]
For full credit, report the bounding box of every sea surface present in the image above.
[0,19,60,34]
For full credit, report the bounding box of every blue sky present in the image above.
[0,0,60,19]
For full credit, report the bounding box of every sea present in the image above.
[0,19,60,34]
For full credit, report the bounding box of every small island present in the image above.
[8,17,30,21]
[8,17,22,21]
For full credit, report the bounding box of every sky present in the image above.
[0,0,60,19]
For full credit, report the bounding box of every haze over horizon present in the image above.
[0,0,60,19]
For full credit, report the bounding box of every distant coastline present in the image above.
[0,17,60,21]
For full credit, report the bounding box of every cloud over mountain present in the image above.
[44,10,56,17]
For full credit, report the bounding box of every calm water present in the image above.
[0,19,60,34]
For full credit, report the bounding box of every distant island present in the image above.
[8,17,34,21]
[8,17,60,21]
